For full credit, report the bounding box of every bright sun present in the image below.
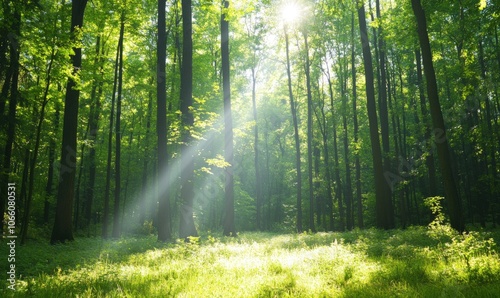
[280,1,302,25]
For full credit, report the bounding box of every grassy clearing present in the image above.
[2,226,500,297]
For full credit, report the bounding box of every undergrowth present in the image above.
[1,198,499,297]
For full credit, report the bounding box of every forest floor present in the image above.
[2,225,500,297]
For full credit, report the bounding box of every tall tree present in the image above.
[302,30,316,233]
[357,1,389,230]
[411,0,464,232]
[284,23,303,233]
[157,0,172,242]
[179,0,198,239]
[221,0,236,237]
[103,19,121,239]
[415,49,437,198]
[84,35,105,230]
[351,12,363,228]
[112,10,125,239]
[21,40,57,244]
[0,1,20,234]
[45,103,60,223]
[375,0,394,228]
[51,0,88,244]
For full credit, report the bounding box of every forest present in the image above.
[1,0,500,296]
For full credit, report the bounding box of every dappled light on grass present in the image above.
[3,227,500,297]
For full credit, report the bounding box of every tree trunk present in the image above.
[284,25,302,233]
[357,2,389,230]
[179,0,198,240]
[415,49,437,197]
[351,12,363,228]
[0,4,20,235]
[303,30,316,233]
[325,62,344,231]
[157,0,172,242]
[140,85,153,226]
[318,89,334,231]
[21,47,56,244]
[251,65,263,230]
[411,0,464,232]
[112,12,125,239]
[102,18,121,239]
[45,103,60,223]
[341,70,353,231]
[375,0,394,228]
[221,0,236,237]
[51,0,88,244]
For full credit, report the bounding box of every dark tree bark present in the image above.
[357,2,389,230]
[411,0,464,232]
[44,103,60,223]
[112,12,125,239]
[478,31,497,227]
[284,25,302,233]
[84,35,104,230]
[51,0,88,244]
[157,0,172,242]
[179,0,198,240]
[221,0,236,237]
[0,3,20,235]
[303,30,316,232]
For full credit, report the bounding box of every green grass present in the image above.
[2,226,500,297]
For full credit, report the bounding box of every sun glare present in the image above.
[280,1,302,25]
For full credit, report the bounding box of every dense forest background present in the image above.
[1,0,499,244]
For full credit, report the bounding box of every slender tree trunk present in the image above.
[341,72,353,231]
[415,49,437,197]
[318,89,334,231]
[303,30,316,232]
[179,0,198,239]
[251,64,263,230]
[284,25,302,233]
[411,0,464,232]
[21,48,56,244]
[478,29,496,227]
[375,0,394,228]
[102,21,121,239]
[221,0,236,237]
[74,120,90,230]
[357,2,389,230]
[351,13,363,228]
[45,103,60,223]
[51,0,88,244]
[84,35,104,230]
[157,0,172,242]
[324,61,344,231]
[0,5,20,235]
[19,149,30,228]
[140,84,153,226]
[321,98,334,231]
[112,13,125,239]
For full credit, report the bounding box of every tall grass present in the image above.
[2,226,500,297]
